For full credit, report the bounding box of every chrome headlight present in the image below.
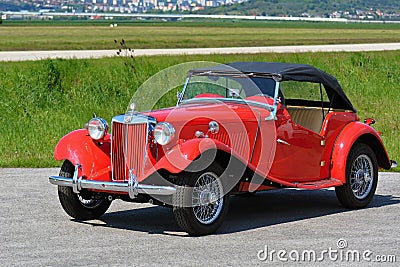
[87,117,108,140]
[154,122,175,145]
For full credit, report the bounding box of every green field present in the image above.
[1,20,400,51]
[0,51,399,171]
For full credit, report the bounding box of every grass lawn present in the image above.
[0,20,400,51]
[0,50,399,171]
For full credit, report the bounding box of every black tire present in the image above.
[335,143,378,209]
[57,160,111,220]
[172,162,229,236]
[235,191,257,197]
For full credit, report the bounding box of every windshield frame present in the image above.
[177,71,281,120]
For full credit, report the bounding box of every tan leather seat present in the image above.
[287,107,325,133]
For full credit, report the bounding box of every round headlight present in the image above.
[154,122,175,145]
[87,117,108,140]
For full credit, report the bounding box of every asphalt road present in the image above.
[0,168,398,266]
[1,43,400,62]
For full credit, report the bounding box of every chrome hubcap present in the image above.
[350,154,374,199]
[192,172,224,225]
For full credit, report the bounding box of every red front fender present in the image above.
[154,138,235,174]
[330,122,391,183]
[54,129,111,180]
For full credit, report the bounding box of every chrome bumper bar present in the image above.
[49,165,176,199]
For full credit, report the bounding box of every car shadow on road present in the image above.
[72,189,400,236]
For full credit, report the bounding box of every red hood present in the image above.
[146,102,270,125]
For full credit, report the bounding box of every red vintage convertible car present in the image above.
[49,62,397,235]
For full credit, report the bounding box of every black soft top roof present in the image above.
[190,62,356,112]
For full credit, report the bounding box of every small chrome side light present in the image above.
[208,121,219,134]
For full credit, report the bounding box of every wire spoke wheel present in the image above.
[335,143,378,209]
[192,172,224,225]
[349,154,374,199]
[173,162,229,236]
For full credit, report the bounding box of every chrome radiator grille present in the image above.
[111,121,148,181]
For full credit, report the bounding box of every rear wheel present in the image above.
[173,162,229,236]
[335,143,378,209]
[57,160,112,220]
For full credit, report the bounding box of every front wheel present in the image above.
[173,162,229,236]
[335,143,378,209]
[57,160,112,220]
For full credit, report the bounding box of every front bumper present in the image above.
[49,165,176,199]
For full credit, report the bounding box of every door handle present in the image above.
[277,139,291,146]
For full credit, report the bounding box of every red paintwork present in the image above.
[238,182,276,192]
[54,129,111,181]
[194,93,224,98]
[148,102,276,174]
[319,112,358,178]
[330,121,391,183]
[150,138,229,174]
[271,117,324,181]
[244,95,275,105]
[364,118,376,126]
[54,96,391,193]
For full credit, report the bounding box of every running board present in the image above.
[292,178,343,189]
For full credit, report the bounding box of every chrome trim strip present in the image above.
[110,121,118,181]
[263,80,279,121]
[180,98,274,111]
[189,70,282,80]
[112,114,157,125]
[128,170,139,198]
[49,175,176,198]
[144,122,150,176]
[177,76,190,106]
[72,164,81,194]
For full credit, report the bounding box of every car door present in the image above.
[269,107,326,182]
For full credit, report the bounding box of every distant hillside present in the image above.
[0,2,35,12]
[197,0,400,17]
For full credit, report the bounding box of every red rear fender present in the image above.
[331,122,391,183]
